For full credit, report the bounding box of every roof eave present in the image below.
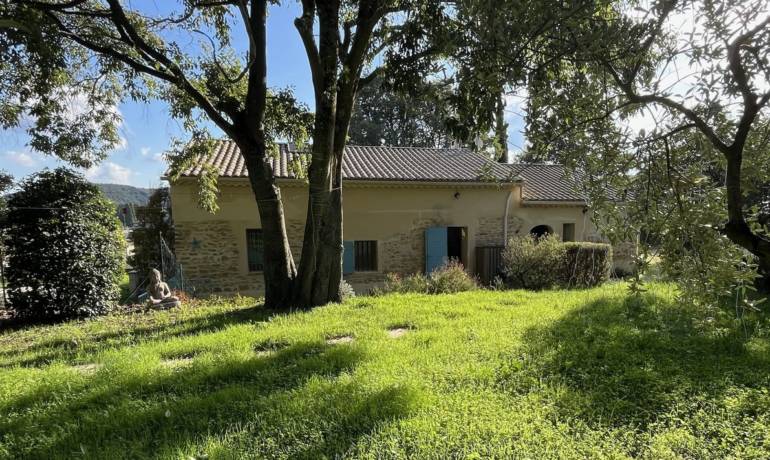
[522,199,587,207]
[170,176,524,188]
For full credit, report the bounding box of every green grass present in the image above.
[1,283,769,459]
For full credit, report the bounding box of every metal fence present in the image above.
[122,233,184,304]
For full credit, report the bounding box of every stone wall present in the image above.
[380,217,446,275]
[175,221,263,295]
[476,216,524,246]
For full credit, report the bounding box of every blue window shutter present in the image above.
[425,227,448,274]
[343,240,355,275]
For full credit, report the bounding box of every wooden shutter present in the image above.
[425,227,448,274]
[343,240,355,275]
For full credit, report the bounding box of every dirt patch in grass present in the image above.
[160,357,195,369]
[326,335,354,345]
[253,339,289,357]
[71,363,102,374]
[387,327,411,338]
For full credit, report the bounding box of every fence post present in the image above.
[0,231,7,308]
[159,230,164,278]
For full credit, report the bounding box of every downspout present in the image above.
[503,188,514,244]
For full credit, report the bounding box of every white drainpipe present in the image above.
[503,189,514,244]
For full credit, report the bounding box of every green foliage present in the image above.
[96,184,153,206]
[427,259,479,294]
[561,242,613,288]
[380,260,477,295]
[129,188,173,279]
[339,279,356,301]
[4,168,125,320]
[349,76,455,147]
[518,0,770,304]
[1,283,769,458]
[502,234,567,290]
[502,235,612,289]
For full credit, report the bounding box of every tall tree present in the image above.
[1,1,310,308]
[3,1,451,308]
[348,76,455,147]
[523,0,770,296]
[291,0,450,306]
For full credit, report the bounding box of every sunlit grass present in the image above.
[1,283,769,459]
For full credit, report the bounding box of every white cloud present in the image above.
[140,146,151,157]
[5,150,38,168]
[84,161,134,185]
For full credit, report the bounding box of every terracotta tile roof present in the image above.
[506,164,586,202]
[175,140,586,202]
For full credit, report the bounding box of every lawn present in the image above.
[1,283,769,459]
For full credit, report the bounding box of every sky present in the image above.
[0,2,526,188]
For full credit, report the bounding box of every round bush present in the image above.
[5,168,125,320]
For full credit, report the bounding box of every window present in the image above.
[562,223,576,242]
[354,240,378,271]
[246,229,264,271]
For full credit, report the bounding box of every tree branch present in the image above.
[294,0,322,95]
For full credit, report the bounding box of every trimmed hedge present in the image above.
[501,235,612,290]
[560,242,613,288]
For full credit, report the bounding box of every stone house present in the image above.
[169,141,631,296]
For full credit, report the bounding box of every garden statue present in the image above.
[147,268,180,308]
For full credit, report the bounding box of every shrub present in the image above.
[427,259,478,294]
[502,234,566,290]
[381,272,430,294]
[4,168,126,320]
[501,235,612,290]
[380,260,477,294]
[560,242,612,288]
[339,279,356,301]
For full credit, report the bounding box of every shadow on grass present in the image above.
[0,304,274,368]
[515,293,770,428]
[2,340,415,458]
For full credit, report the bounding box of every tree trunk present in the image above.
[240,141,296,309]
[293,163,343,307]
[723,148,770,293]
[495,93,509,163]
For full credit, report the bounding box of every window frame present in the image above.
[353,240,378,272]
[246,228,264,272]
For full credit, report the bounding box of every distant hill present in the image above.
[96,184,154,206]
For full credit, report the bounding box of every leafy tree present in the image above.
[518,0,770,299]
[2,1,446,309]
[0,170,11,217]
[130,188,174,279]
[348,76,455,147]
[290,0,455,306]
[5,168,125,320]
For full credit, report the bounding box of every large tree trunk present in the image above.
[239,141,296,309]
[723,149,770,293]
[291,0,383,308]
[293,155,343,307]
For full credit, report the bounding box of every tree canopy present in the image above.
[348,76,455,148]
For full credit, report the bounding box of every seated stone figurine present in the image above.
[147,268,180,308]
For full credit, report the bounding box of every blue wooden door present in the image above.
[425,227,448,273]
